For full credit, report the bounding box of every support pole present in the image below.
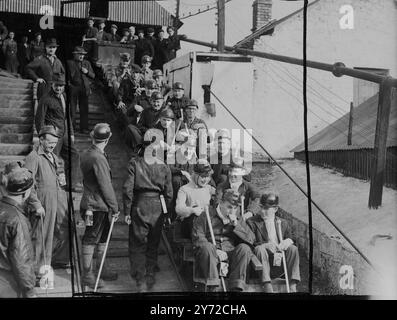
[368,77,394,209]
[347,102,354,145]
[217,0,225,52]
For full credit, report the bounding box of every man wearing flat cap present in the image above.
[96,19,111,42]
[108,24,121,43]
[25,38,65,100]
[134,29,154,66]
[82,17,98,63]
[192,188,255,292]
[247,193,300,293]
[35,73,82,192]
[67,46,95,134]
[80,123,120,288]
[0,168,37,298]
[140,55,153,82]
[29,32,45,61]
[25,125,70,278]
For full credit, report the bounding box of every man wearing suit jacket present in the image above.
[25,38,65,100]
[67,46,95,134]
[247,193,300,293]
[192,189,255,292]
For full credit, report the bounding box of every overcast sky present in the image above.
[158,0,305,53]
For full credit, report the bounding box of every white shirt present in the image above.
[264,218,278,244]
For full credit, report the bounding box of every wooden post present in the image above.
[176,0,181,19]
[217,0,225,52]
[368,77,394,209]
[347,102,353,145]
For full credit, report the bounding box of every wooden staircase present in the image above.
[0,75,34,170]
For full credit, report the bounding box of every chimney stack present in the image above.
[252,0,272,32]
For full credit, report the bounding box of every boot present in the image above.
[262,282,274,293]
[146,272,156,290]
[96,243,118,281]
[82,244,104,289]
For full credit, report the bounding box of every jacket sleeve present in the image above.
[86,60,95,79]
[24,152,43,212]
[25,58,41,81]
[192,213,210,247]
[175,187,192,219]
[93,157,119,214]
[9,217,36,295]
[122,160,135,216]
[233,219,255,246]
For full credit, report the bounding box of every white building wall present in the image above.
[252,0,397,157]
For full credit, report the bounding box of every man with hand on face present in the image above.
[216,158,259,221]
[192,189,255,292]
[176,159,216,239]
[67,46,95,134]
[165,82,190,120]
[152,69,171,98]
[25,38,65,100]
[0,168,37,298]
[25,126,69,279]
[35,74,82,193]
[140,55,153,82]
[247,193,300,293]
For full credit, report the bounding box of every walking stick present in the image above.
[204,206,226,292]
[240,195,245,221]
[39,215,49,296]
[94,215,116,292]
[276,219,290,293]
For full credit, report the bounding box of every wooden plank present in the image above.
[369,78,395,208]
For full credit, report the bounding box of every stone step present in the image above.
[0,143,32,156]
[0,88,32,95]
[0,100,33,109]
[0,77,33,89]
[0,133,33,144]
[0,94,32,101]
[0,115,33,125]
[0,124,33,134]
[0,155,26,170]
[0,109,33,119]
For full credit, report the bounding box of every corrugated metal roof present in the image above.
[291,92,397,153]
[0,0,175,26]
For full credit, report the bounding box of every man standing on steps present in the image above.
[67,46,95,134]
[24,125,69,281]
[25,38,65,100]
[80,123,120,289]
[35,73,82,193]
[123,141,173,290]
[247,193,300,293]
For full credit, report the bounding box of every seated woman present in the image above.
[175,159,216,239]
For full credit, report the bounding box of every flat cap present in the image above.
[260,193,279,207]
[120,52,131,62]
[90,123,112,142]
[147,27,155,34]
[39,125,60,138]
[72,46,87,55]
[52,73,65,85]
[194,159,213,177]
[6,168,34,195]
[222,189,240,206]
[216,128,231,140]
[159,108,175,120]
[3,161,23,176]
[141,55,152,63]
[111,24,118,29]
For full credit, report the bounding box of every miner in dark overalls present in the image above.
[80,123,120,289]
[123,142,173,289]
